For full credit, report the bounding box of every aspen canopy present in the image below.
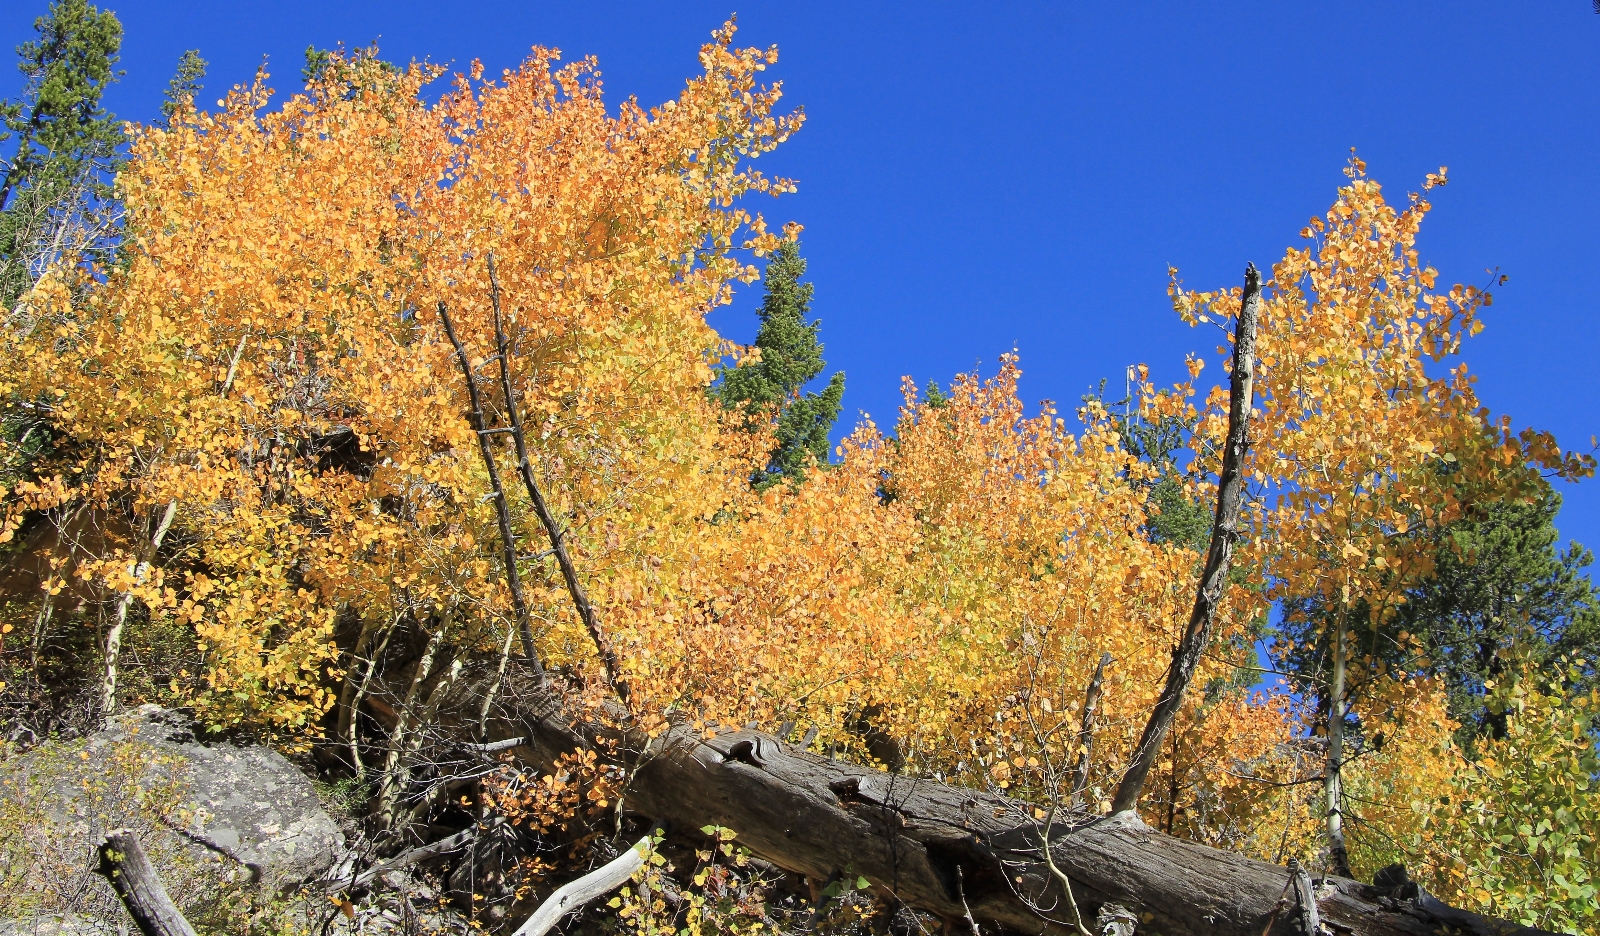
[2,12,1598,936]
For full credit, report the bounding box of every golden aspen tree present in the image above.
[0,24,797,752]
[1164,156,1594,872]
[0,23,1589,923]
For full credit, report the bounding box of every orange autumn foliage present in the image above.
[2,24,795,739]
[1,26,1590,871]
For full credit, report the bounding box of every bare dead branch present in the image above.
[438,300,545,676]
[462,735,528,753]
[511,827,663,936]
[485,253,626,699]
[331,823,485,894]
[1111,262,1261,815]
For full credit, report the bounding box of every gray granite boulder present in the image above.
[1,706,346,932]
[87,704,344,886]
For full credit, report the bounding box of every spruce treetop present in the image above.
[0,0,124,212]
[714,239,845,488]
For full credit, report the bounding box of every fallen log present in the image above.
[503,691,1553,936]
[467,261,1544,936]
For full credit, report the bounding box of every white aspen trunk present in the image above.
[334,617,378,745]
[1325,607,1352,877]
[376,616,447,826]
[30,578,56,668]
[477,619,518,740]
[100,501,176,721]
[347,617,398,779]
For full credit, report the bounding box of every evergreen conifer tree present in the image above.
[0,0,122,210]
[1280,488,1600,745]
[714,240,845,489]
[159,49,206,125]
[0,0,123,307]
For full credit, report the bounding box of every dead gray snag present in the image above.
[1069,651,1111,808]
[485,254,625,699]
[1111,262,1262,816]
[438,300,545,676]
[95,829,197,936]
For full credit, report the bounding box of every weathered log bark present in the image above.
[499,690,1554,936]
[95,829,198,936]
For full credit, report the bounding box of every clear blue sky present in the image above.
[5,1,1598,552]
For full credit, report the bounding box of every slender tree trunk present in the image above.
[348,617,397,780]
[485,254,624,698]
[377,617,447,827]
[478,619,518,740]
[386,657,464,827]
[438,300,545,676]
[101,501,177,722]
[1325,607,1352,877]
[1069,651,1110,808]
[336,614,383,746]
[1111,262,1261,815]
[31,501,90,672]
[30,578,56,670]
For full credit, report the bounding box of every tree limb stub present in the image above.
[503,689,1554,936]
[1112,261,1262,816]
[95,829,197,936]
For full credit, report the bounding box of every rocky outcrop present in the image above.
[87,705,345,886]
[1,704,343,897]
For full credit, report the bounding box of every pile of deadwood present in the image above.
[94,693,1559,936]
[95,266,1558,936]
